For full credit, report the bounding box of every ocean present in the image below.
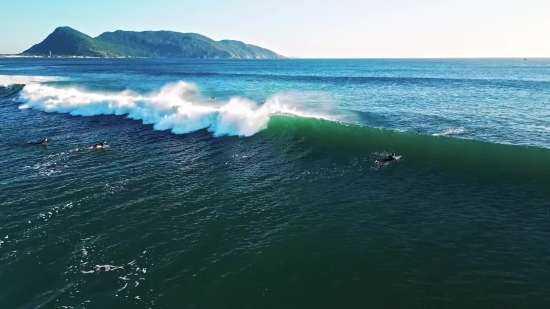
[0,58,549,309]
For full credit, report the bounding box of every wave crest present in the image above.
[19,81,331,137]
[433,127,467,136]
[0,75,64,86]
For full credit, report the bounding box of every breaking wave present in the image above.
[18,81,333,137]
[0,75,64,86]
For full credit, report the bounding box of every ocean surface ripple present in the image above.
[1,58,549,309]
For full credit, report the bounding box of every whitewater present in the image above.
[17,78,335,137]
[0,74,64,86]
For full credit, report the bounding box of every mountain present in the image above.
[218,40,283,59]
[22,27,141,58]
[21,27,284,59]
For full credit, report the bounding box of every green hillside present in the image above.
[218,40,283,58]
[21,27,284,59]
[22,27,142,57]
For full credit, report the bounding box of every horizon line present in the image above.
[1,54,548,59]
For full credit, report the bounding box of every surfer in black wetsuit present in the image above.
[92,140,107,148]
[382,152,397,162]
[375,152,398,165]
[27,138,48,145]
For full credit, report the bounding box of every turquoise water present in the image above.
[1,58,549,308]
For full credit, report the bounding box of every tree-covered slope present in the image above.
[22,27,144,57]
[21,27,285,58]
[96,30,232,58]
[218,40,282,59]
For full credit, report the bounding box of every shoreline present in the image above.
[0,55,146,59]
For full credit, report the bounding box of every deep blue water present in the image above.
[1,58,549,309]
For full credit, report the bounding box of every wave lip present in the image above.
[18,80,333,137]
[0,75,64,87]
[433,127,467,137]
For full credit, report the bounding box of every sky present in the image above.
[0,0,549,58]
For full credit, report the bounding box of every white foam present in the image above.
[95,264,123,272]
[433,127,467,136]
[0,75,63,86]
[18,81,334,137]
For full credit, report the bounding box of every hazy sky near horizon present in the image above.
[1,0,548,57]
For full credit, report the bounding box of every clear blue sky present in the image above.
[1,0,548,57]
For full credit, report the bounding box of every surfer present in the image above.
[375,152,399,165]
[92,140,108,149]
[27,138,48,145]
[382,152,397,162]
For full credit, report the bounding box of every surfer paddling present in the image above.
[91,140,108,149]
[383,152,397,162]
[375,152,400,165]
[27,138,48,145]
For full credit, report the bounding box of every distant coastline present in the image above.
[0,54,142,59]
[16,26,285,59]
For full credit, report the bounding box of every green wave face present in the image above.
[265,115,550,187]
